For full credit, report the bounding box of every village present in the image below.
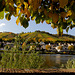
[0,40,75,53]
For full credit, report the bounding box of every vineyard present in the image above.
[0,31,75,42]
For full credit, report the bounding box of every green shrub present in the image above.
[61,58,75,69]
[1,51,44,69]
[4,44,11,50]
[1,35,45,69]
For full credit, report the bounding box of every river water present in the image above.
[40,54,75,69]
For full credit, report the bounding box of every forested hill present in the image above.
[0,31,75,42]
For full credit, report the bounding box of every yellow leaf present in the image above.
[17,3,21,8]
[24,8,30,18]
[66,10,72,17]
[59,0,68,8]
[31,16,36,20]
[16,7,20,16]
[16,18,20,25]
[24,2,28,8]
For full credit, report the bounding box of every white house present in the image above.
[41,45,46,50]
[55,46,63,52]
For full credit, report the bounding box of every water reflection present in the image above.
[40,54,75,68]
[56,54,61,64]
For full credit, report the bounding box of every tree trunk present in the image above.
[57,26,63,36]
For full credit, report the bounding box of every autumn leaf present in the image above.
[52,13,59,24]
[16,18,20,25]
[60,12,66,18]
[59,0,68,8]
[16,7,20,16]
[48,12,53,18]
[0,10,4,19]
[66,27,69,33]
[31,16,36,20]
[5,13,11,21]
[66,10,72,17]
[20,17,29,28]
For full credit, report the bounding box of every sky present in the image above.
[0,15,75,36]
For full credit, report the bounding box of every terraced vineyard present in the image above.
[0,31,75,42]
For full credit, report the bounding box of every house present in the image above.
[48,43,51,45]
[41,45,46,50]
[67,43,71,47]
[55,45,63,52]
[39,41,45,45]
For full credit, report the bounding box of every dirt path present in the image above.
[0,68,75,73]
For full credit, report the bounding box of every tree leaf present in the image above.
[20,17,29,28]
[35,17,40,24]
[13,0,20,5]
[59,0,68,8]
[0,0,5,12]
[0,10,4,19]
[66,27,69,33]
[46,19,51,24]
[60,12,66,18]
[16,17,20,25]
[51,23,57,29]
[52,13,59,24]
[16,7,20,16]
[66,10,72,17]
[31,16,36,20]
[5,13,11,21]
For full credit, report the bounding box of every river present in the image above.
[40,54,75,69]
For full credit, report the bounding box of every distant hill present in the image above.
[0,31,75,42]
[0,32,17,41]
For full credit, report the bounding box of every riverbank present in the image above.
[0,50,75,55]
[0,68,75,73]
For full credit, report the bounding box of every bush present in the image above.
[1,35,45,69]
[61,58,75,69]
[1,51,45,69]
[4,44,11,50]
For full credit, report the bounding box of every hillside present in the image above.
[0,31,75,42]
[0,32,17,41]
[20,31,75,42]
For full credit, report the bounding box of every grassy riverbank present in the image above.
[0,50,75,55]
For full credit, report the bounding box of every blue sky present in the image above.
[0,15,75,36]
